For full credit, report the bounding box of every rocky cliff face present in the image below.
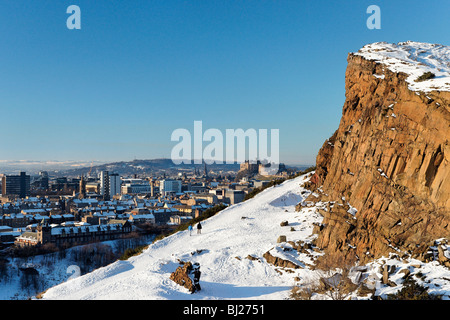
[307,42,450,264]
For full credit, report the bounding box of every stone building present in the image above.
[15,220,132,248]
[239,160,260,174]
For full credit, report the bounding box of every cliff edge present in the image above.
[308,41,450,264]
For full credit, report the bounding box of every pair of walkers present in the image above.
[188,222,202,236]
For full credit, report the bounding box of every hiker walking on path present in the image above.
[188,225,193,236]
[196,222,202,234]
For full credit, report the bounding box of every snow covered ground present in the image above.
[0,252,80,300]
[40,173,450,300]
[355,41,450,92]
[0,236,153,300]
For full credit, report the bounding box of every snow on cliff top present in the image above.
[354,41,450,92]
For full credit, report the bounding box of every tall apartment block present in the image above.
[100,171,122,200]
[1,172,31,198]
[100,171,111,200]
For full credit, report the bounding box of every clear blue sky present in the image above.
[0,0,449,165]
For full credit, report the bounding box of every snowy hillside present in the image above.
[41,173,450,300]
[355,41,450,92]
[42,174,321,300]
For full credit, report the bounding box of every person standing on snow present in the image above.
[196,222,202,234]
[188,224,193,236]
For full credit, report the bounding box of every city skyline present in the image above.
[1,1,449,165]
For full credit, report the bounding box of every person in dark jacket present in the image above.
[192,263,201,292]
[196,222,202,234]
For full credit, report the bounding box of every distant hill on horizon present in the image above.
[53,158,241,177]
[0,158,311,177]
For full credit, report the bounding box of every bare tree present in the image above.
[291,251,364,300]
[0,258,9,283]
[290,275,321,300]
[317,251,363,300]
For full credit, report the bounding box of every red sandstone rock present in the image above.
[310,50,450,264]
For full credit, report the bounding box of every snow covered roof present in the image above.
[354,41,450,92]
[16,232,38,241]
[34,214,49,220]
[73,198,99,205]
[23,197,39,202]
[21,209,47,214]
[50,223,125,235]
[93,211,116,217]
[128,213,155,220]
[0,226,13,232]
[153,208,179,214]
